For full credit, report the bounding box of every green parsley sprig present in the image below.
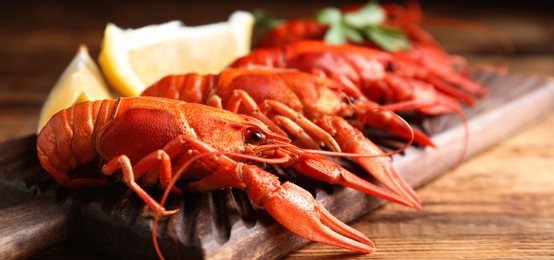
[316,1,411,52]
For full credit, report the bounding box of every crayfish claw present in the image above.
[240,164,374,253]
[262,181,375,253]
[318,116,423,209]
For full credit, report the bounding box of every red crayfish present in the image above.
[142,68,426,208]
[249,0,509,116]
[231,40,476,117]
[36,96,420,256]
[35,1,505,257]
[257,0,506,92]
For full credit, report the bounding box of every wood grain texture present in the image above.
[0,198,73,260]
[287,111,554,260]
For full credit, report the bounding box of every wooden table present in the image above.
[287,110,554,259]
[1,1,553,259]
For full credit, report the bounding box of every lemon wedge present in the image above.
[37,45,113,133]
[98,11,254,97]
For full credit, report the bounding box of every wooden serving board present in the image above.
[1,72,554,259]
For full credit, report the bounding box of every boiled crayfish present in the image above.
[248,0,504,116]
[142,68,425,208]
[37,96,421,256]
[231,40,474,117]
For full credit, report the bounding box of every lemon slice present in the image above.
[99,11,254,97]
[37,45,113,133]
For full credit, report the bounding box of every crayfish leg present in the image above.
[102,154,179,216]
[264,99,341,152]
[272,115,322,150]
[223,89,288,137]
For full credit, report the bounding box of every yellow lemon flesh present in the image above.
[99,11,254,97]
[37,45,113,133]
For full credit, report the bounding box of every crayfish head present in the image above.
[236,118,296,164]
[242,124,291,151]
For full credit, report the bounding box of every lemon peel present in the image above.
[99,11,254,97]
[37,45,113,133]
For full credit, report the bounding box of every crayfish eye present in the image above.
[385,62,397,72]
[244,128,264,144]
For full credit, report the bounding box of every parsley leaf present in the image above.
[254,9,284,29]
[316,1,411,52]
[317,8,364,44]
[364,26,411,52]
[343,1,384,28]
